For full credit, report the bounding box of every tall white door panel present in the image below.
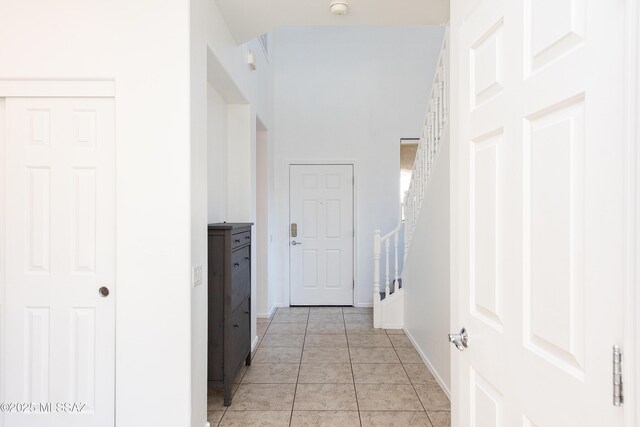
[1,98,115,426]
[290,165,354,306]
[452,0,627,425]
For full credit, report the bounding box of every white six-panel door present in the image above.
[1,98,115,427]
[290,164,354,306]
[452,0,627,425]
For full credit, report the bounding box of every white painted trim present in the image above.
[0,99,5,415]
[404,327,451,399]
[354,302,372,308]
[286,161,359,307]
[0,80,115,97]
[251,335,260,352]
[256,304,277,319]
[624,0,640,425]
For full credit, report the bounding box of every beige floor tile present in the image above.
[345,323,387,334]
[266,322,307,334]
[291,410,360,427]
[302,346,350,364]
[395,346,423,364]
[308,312,344,322]
[298,363,353,384]
[294,384,358,411]
[389,334,413,347]
[260,333,305,348]
[207,384,239,410]
[403,364,438,385]
[360,411,432,426]
[306,321,346,334]
[277,307,310,314]
[355,384,423,411]
[349,347,400,364]
[219,410,292,426]
[309,307,343,313]
[352,363,410,384]
[228,384,296,411]
[343,313,373,324]
[414,383,450,412]
[347,333,392,347]
[304,333,348,348]
[207,410,225,425]
[272,312,309,323]
[241,363,300,384]
[342,307,372,314]
[428,411,451,427]
[252,346,302,364]
[384,329,405,335]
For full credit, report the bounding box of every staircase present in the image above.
[373,35,448,329]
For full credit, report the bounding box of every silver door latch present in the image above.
[448,327,469,351]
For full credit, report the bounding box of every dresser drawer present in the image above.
[230,246,251,310]
[231,230,251,250]
[228,297,251,373]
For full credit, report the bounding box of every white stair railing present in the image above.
[373,33,448,328]
[403,36,448,258]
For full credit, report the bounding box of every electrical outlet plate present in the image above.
[192,265,203,287]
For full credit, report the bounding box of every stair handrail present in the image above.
[403,33,448,258]
[373,31,448,328]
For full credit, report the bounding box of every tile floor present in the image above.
[208,307,451,427]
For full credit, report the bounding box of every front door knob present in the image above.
[99,286,110,297]
[448,327,468,351]
[291,240,302,246]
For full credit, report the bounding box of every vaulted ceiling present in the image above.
[214,0,450,43]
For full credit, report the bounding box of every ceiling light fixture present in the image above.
[329,0,349,16]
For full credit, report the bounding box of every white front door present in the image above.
[1,98,115,427]
[452,0,628,425]
[289,164,354,306]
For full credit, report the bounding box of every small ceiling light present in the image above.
[330,0,349,16]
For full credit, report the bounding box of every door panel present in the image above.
[453,0,626,425]
[290,165,353,306]
[2,98,115,427]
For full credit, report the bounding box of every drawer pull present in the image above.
[244,311,249,315]
[245,235,250,240]
[233,262,240,267]
[234,239,241,243]
[244,257,250,261]
[233,324,239,328]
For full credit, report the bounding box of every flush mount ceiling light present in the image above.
[329,0,349,15]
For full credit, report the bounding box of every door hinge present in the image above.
[613,345,623,406]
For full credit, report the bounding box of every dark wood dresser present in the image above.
[207,222,253,406]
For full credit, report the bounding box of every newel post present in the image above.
[373,229,382,328]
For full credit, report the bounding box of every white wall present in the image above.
[256,128,271,316]
[403,131,451,394]
[190,1,272,425]
[272,26,445,306]
[207,84,228,222]
[0,1,192,426]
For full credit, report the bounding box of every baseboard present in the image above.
[256,304,278,319]
[404,327,451,399]
[383,323,403,329]
[204,422,211,427]
[354,302,373,308]
[251,335,259,352]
